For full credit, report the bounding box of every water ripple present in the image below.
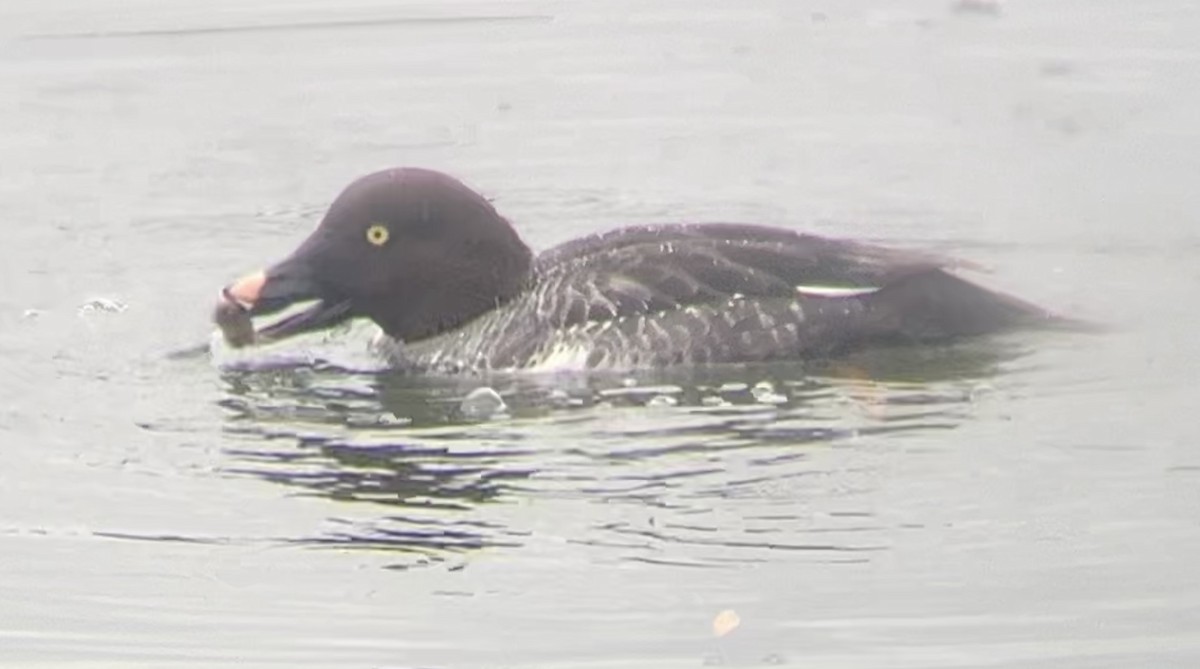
[214,340,1026,567]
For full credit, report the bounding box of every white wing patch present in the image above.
[794,285,880,298]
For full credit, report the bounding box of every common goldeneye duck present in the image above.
[215,168,1057,371]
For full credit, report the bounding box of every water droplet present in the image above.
[647,394,678,407]
[459,387,507,420]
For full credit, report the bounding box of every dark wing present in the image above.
[532,223,952,328]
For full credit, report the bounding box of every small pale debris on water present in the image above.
[78,297,127,315]
[460,386,507,419]
[712,609,741,637]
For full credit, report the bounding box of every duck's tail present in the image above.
[860,269,1072,343]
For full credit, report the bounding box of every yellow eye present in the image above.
[365,224,390,246]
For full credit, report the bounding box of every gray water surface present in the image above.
[3,1,1199,667]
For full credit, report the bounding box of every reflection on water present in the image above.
[216,338,1028,568]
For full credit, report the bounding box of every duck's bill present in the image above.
[214,267,353,348]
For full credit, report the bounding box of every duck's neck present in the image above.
[372,227,535,343]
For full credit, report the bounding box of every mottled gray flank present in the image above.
[381,224,1043,371]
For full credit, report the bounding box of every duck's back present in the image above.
[396,224,1053,371]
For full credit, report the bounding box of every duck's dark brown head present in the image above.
[215,168,533,347]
